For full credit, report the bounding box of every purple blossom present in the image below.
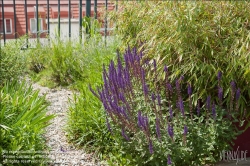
[88,84,99,99]
[138,111,149,132]
[212,102,216,120]
[138,111,142,127]
[218,87,223,102]
[167,124,174,138]
[187,83,192,96]
[183,125,188,135]
[167,154,172,165]
[167,83,172,92]
[157,94,161,106]
[236,88,241,101]
[121,107,129,120]
[206,96,211,110]
[180,75,184,81]
[151,93,156,101]
[164,65,168,72]
[143,83,149,96]
[178,99,185,116]
[155,118,161,141]
[121,128,130,141]
[149,139,154,154]
[231,81,236,92]
[175,79,180,91]
[217,71,222,81]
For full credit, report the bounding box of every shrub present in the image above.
[0,81,54,165]
[113,1,250,122]
[90,47,244,165]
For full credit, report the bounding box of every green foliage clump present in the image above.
[113,1,250,121]
[66,37,121,160]
[0,81,54,165]
[0,38,27,85]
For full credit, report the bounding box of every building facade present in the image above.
[0,0,115,39]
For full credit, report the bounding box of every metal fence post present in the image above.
[36,0,39,43]
[86,0,91,36]
[94,0,97,19]
[69,0,71,39]
[13,0,17,40]
[47,0,50,42]
[1,0,6,45]
[25,0,28,48]
[58,0,60,38]
[105,0,108,46]
[79,0,82,43]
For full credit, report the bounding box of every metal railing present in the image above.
[0,0,117,48]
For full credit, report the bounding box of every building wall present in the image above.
[0,0,115,40]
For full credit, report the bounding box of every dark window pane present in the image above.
[0,20,3,33]
[6,19,11,33]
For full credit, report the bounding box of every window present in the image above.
[30,18,43,33]
[0,19,12,34]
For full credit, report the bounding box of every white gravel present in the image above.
[29,80,104,166]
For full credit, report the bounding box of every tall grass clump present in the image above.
[0,37,28,85]
[66,36,121,160]
[112,1,250,122]
[90,47,244,165]
[27,39,86,87]
[0,81,54,165]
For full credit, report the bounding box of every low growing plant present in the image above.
[90,47,244,165]
[0,81,55,165]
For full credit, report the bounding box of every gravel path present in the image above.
[30,82,102,166]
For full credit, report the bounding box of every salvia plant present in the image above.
[90,46,244,165]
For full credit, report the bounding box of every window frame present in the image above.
[0,18,12,34]
[30,18,43,33]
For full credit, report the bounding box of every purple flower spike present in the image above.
[149,140,154,154]
[164,65,168,72]
[212,103,216,120]
[121,128,130,141]
[156,118,161,141]
[236,88,241,101]
[217,71,222,81]
[138,111,142,127]
[143,83,149,96]
[187,83,192,96]
[231,81,236,91]
[180,75,184,81]
[151,93,156,101]
[183,125,188,135]
[218,87,223,102]
[167,83,172,92]
[178,99,185,116]
[167,124,174,138]
[157,94,161,106]
[167,155,172,165]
